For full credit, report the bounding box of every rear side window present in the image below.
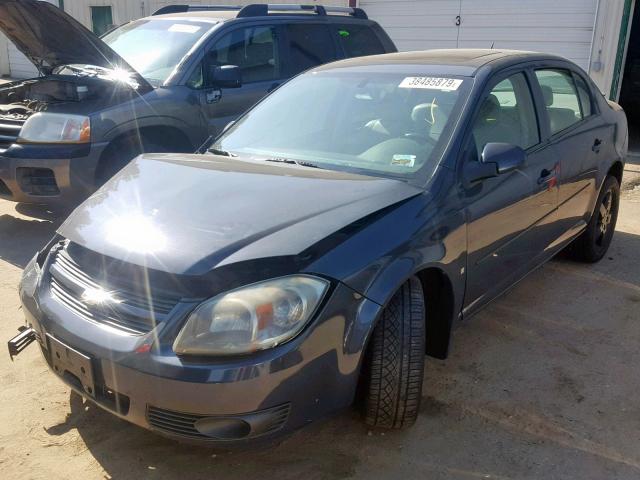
[573,73,593,117]
[285,24,337,75]
[535,69,582,134]
[335,24,384,58]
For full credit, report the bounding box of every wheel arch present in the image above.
[608,160,624,186]
[95,125,195,183]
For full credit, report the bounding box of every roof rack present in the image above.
[152,4,368,19]
[152,5,241,15]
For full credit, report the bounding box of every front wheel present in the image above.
[569,174,620,263]
[362,276,426,429]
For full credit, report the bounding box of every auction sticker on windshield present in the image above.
[399,77,463,91]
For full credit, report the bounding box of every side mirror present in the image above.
[207,65,242,89]
[463,142,526,185]
[482,142,526,174]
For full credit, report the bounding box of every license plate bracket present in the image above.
[47,334,95,397]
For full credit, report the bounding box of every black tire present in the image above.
[362,276,426,429]
[569,175,620,263]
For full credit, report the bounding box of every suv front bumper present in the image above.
[0,142,107,205]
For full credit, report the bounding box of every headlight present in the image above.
[18,113,90,144]
[173,275,329,356]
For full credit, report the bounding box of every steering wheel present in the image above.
[403,132,438,147]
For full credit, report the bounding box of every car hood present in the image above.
[0,0,150,89]
[58,154,422,275]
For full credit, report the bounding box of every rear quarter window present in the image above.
[335,24,385,58]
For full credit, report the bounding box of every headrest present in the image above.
[541,85,554,106]
[478,94,500,120]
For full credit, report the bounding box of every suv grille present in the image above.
[49,246,181,334]
[0,118,23,152]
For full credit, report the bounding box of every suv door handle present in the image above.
[592,138,602,153]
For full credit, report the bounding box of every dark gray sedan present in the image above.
[11,49,626,444]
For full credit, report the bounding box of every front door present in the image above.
[194,24,284,137]
[463,71,560,314]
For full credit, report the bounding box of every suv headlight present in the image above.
[18,113,90,144]
[173,275,329,356]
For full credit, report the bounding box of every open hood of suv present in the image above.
[0,0,150,88]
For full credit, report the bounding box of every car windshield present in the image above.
[102,19,214,85]
[212,69,471,182]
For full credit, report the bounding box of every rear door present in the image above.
[532,67,611,235]
[463,69,560,314]
[191,23,286,137]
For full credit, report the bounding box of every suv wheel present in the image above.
[362,276,425,429]
[569,175,620,263]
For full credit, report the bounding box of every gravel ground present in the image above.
[0,162,639,479]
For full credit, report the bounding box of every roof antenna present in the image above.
[490,41,495,49]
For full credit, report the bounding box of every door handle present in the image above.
[267,82,280,93]
[537,168,555,185]
[592,138,602,153]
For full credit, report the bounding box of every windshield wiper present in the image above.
[208,147,236,157]
[265,158,321,169]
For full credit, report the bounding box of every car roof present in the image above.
[314,49,569,75]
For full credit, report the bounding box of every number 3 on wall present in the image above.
[455,15,461,26]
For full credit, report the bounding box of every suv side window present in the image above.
[471,72,539,157]
[573,73,593,118]
[189,25,280,87]
[335,24,384,57]
[535,69,582,134]
[285,24,336,75]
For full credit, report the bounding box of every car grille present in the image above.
[0,118,23,152]
[147,404,291,440]
[48,246,181,334]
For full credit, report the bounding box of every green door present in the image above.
[91,6,113,37]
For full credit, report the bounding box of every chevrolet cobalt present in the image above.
[11,50,626,443]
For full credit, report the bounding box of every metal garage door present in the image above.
[359,0,598,71]
[7,0,59,78]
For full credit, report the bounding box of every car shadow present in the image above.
[0,203,65,269]
[40,229,640,479]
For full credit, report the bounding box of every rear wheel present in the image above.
[569,175,620,263]
[362,276,425,429]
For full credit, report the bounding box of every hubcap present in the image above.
[597,190,613,244]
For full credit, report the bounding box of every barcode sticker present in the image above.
[399,77,463,91]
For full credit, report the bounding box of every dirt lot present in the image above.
[1,162,640,480]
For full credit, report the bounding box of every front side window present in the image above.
[472,73,539,157]
[286,24,336,75]
[335,24,385,58]
[206,25,280,84]
[535,69,583,134]
[102,19,213,85]
[212,70,471,183]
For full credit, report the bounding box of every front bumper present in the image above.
[19,258,382,443]
[0,142,107,205]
